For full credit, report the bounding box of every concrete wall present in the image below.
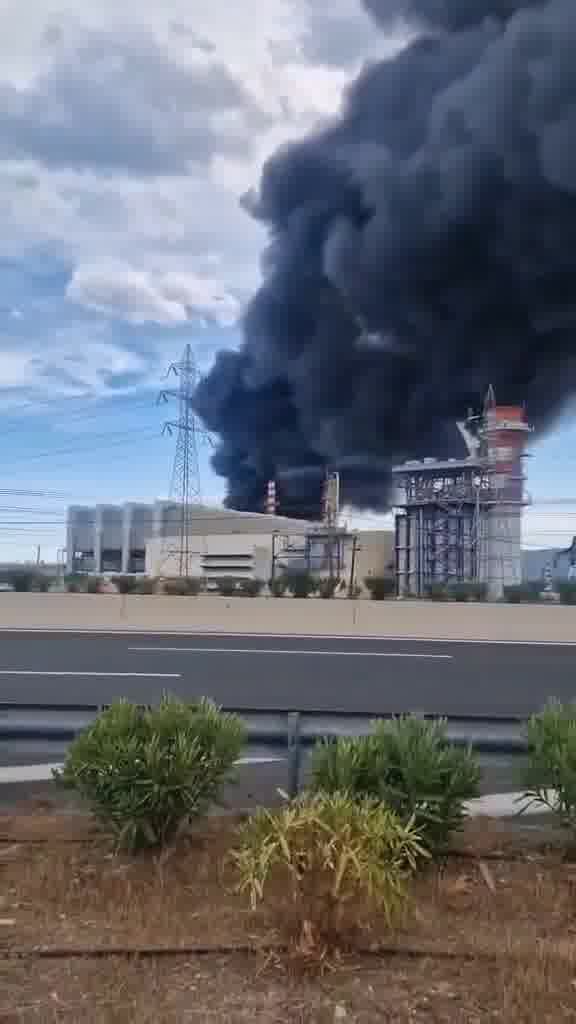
[2,592,576,641]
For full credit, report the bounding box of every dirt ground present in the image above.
[1,809,576,1022]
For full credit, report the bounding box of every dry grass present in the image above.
[1,951,575,1022]
[2,813,576,1020]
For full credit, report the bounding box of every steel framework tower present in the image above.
[158,344,212,577]
[393,390,531,599]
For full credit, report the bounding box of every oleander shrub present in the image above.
[522,700,576,840]
[55,696,245,852]
[311,716,480,856]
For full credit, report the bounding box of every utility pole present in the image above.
[158,344,212,577]
[348,533,359,598]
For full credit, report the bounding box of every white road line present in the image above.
[0,627,574,646]
[128,646,452,660]
[0,670,181,678]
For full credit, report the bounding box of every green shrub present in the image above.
[557,583,576,606]
[318,577,339,599]
[364,576,395,601]
[232,792,424,959]
[8,571,36,592]
[216,577,239,597]
[425,582,449,601]
[269,577,288,598]
[286,573,317,599]
[114,576,138,595]
[311,717,480,856]
[163,577,201,596]
[238,578,264,597]
[503,582,541,604]
[522,700,576,837]
[55,696,245,852]
[448,582,488,603]
[348,583,362,599]
[135,577,157,595]
[85,576,103,594]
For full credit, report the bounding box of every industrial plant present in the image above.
[394,389,530,600]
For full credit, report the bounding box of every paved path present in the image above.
[0,628,573,716]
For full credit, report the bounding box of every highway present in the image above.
[0,629,573,716]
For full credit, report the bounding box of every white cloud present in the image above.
[67,265,240,326]
[0,0,388,404]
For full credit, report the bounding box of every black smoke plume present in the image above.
[195,0,576,516]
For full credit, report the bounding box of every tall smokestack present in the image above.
[195,0,576,513]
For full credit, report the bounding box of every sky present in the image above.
[0,0,575,562]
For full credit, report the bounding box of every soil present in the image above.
[1,807,576,1022]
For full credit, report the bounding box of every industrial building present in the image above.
[66,501,394,591]
[394,390,531,600]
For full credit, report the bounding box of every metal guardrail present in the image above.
[0,702,527,797]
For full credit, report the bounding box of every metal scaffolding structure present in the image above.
[394,394,531,599]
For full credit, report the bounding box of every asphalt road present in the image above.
[0,629,574,716]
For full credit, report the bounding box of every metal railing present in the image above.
[0,702,527,797]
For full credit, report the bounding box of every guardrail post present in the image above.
[287,712,302,798]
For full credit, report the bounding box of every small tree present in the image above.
[232,792,424,961]
[55,696,245,852]
[364,576,395,601]
[311,717,480,856]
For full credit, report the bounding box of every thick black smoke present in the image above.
[195,0,576,515]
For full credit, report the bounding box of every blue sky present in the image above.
[0,0,574,562]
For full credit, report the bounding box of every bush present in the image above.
[557,583,576,606]
[163,577,201,596]
[522,700,576,838]
[85,576,103,594]
[311,717,480,856]
[318,577,339,599]
[448,582,488,603]
[285,572,317,599]
[238,578,264,597]
[216,577,239,597]
[7,571,36,592]
[135,577,157,595]
[269,577,288,598]
[425,582,449,602]
[347,583,362,600]
[55,696,245,852]
[364,576,395,601]
[232,792,423,960]
[113,576,138,595]
[503,582,541,604]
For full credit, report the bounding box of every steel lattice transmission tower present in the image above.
[158,344,212,577]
